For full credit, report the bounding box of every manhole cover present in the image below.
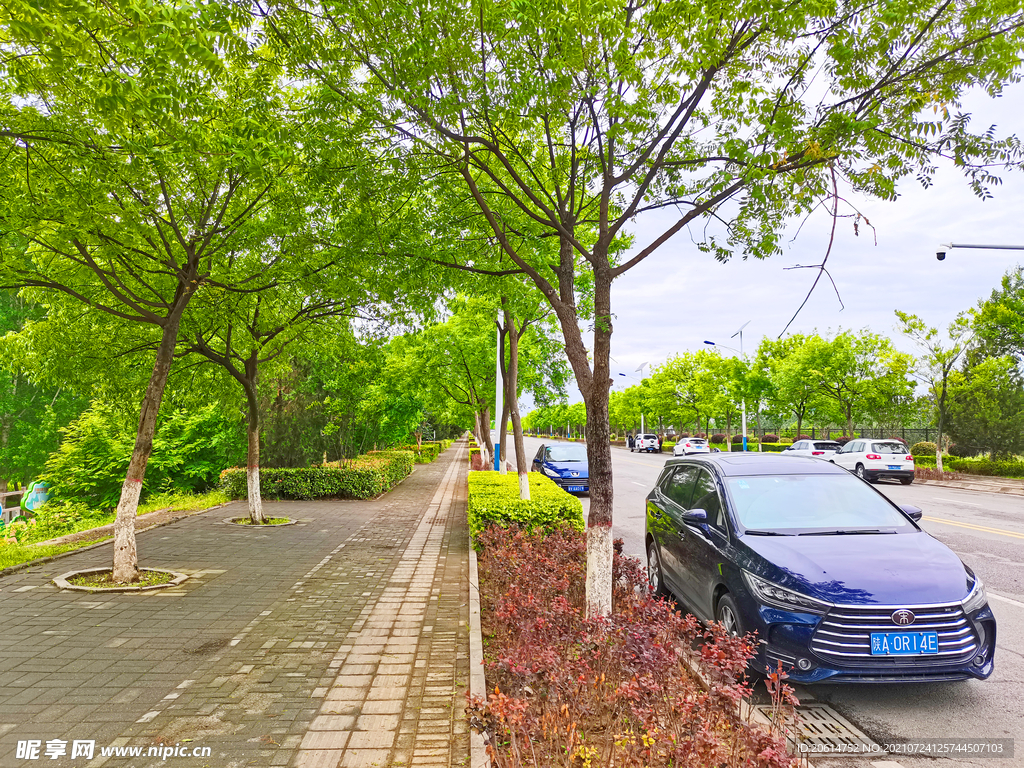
[752,703,879,754]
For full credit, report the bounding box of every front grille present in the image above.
[810,603,978,666]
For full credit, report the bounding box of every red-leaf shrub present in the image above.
[797,434,811,441]
[761,434,779,443]
[835,436,852,445]
[712,433,727,443]
[469,525,799,767]
[679,432,691,438]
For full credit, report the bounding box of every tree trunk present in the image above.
[503,305,530,500]
[244,376,265,524]
[111,306,187,583]
[725,412,732,451]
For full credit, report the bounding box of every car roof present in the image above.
[664,452,847,476]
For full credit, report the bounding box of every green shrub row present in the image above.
[467,472,585,542]
[912,455,1024,478]
[393,443,441,463]
[220,452,414,500]
[911,441,938,456]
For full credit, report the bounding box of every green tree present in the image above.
[974,265,1024,365]
[895,310,973,470]
[264,0,1024,615]
[946,356,1024,458]
[0,10,321,580]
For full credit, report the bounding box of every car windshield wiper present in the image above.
[798,529,897,536]
[743,530,795,536]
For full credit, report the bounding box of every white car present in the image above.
[832,439,915,484]
[673,437,710,456]
[632,433,661,453]
[782,439,843,460]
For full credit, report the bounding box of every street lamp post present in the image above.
[704,320,750,451]
[618,361,650,434]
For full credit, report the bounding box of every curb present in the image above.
[914,478,1024,496]
[468,545,488,768]
[53,566,189,592]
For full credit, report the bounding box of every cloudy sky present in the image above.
[601,83,1024,396]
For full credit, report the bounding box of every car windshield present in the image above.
[690,438,706,444]
[725,474,914,534]
[814,442,841,450]
[547,444,588,462]
[872,442,907,454]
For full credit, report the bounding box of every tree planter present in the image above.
[53,567,188,593]
[225,517,297,527]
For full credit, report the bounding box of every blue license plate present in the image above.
[887,465,902,470]
[567,486,586,493]
[870,631,938,655]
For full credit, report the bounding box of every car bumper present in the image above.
[745,604,996,684]
[864,468,914,481]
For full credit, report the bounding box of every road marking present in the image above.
[933,497,982,506]
[632,481,646,486]
[989,592,1024,609]
[923,515,1024,540]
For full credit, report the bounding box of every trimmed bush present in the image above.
[678,432,691,438]
[835,436,852,445]
[467,472,584,541]
[759,442,789,453]
[761,434,779,443]
[711,433,727,443]
[911,441,937,457]
[220,452,413,501]
[394,443,441,463]
[797,434,811,441]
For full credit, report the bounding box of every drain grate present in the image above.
[752,702,880,754]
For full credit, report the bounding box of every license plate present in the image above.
[887,465,902,470]
[567,486,586,493]
[870,631,939,655]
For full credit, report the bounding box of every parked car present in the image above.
[531,442,589,494]
[632,433,661,453]
[783,440,843,460]
[832,439,914,484]
[673,437,711,456]
[645,453,995,683]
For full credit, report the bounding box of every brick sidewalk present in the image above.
[0,442,470,768]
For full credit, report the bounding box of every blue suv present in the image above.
[645,453,995,683]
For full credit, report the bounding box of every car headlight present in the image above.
[543,467,560,478]
[963,577,988,614]
[741,571,832,615]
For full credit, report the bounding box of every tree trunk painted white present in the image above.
[585,524,614,617]
[112,304,189,583]
[245,377,265,524]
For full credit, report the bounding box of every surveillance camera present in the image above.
[936,251,946,261]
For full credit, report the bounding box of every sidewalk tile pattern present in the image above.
[0,443,470,768]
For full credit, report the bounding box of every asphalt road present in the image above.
[504,435,1024,767]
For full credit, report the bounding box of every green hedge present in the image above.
[467,472,585,541]
[393,443,441,463]
[220,452,414,500]
[912,455,1024,478]
[759,442,790,453]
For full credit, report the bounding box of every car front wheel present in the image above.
[716,593,745,637]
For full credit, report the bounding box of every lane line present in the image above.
[632,481,647,486]
[932,497,983,506]
[923,515,1024,540]
[989,592,1024,609]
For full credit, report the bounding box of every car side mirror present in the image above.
[900,504,923,522]
[683,508,708,524]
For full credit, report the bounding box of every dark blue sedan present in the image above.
[645,453,995,683]
[531,442,589,494]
